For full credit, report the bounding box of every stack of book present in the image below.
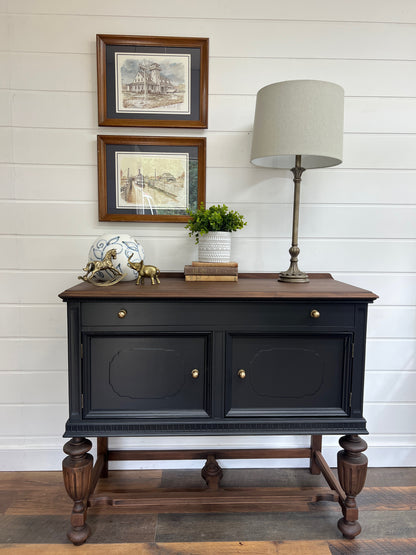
[184,261,238,282]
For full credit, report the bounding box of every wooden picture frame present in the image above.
[97,34,209,128]
[97,135,206,222]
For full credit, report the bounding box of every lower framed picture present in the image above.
[97,135,206,222]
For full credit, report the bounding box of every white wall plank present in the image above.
[13,165,97,201]
[366,339,416,371]
[12,128,416,170]
[9,52,416,98]
[0,339,68,371]
[12,93,416,134]
[8,165,416,206]
[367,307,416,338]
[365,371,416,402]
[0,371,67,404]
[5,201,416,240]
[10,52,96,92]
[8,0,416,24]
[211,58,416,97]
[9,15,416,60]
[0,404,67,437]
[207,168,416,205]
[0,306,67,337]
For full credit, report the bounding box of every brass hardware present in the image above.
[118,309,127,319]
[191,369,199,379]
[238,369,246,379]
[349,392,353,407]
[310,309,320,319]
[78,248,126,286]
[127,255,161,285]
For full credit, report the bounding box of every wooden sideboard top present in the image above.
[59,273,378,301]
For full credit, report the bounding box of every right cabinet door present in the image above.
[226,333,353,418]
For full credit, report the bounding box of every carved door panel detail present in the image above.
[84,334,211,418]
[226,333,352,418]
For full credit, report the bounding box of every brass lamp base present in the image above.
[279,249,309,283]
[279,270,309,283]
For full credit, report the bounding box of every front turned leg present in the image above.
[337,434,368,539]
[62,437,93,545]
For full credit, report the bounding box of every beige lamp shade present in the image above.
[250,80,344,169]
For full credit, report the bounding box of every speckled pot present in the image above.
[88,234,144,281]
[198,232,232,263]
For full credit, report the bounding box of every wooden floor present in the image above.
[1,467,416,554]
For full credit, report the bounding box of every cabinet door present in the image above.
[226,333,352,418]
[83,334,211,418]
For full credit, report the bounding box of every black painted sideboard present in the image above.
[59,274,377,545]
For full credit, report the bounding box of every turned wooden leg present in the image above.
[62,437,93,546]
[309,435,322,475]
[97,437,108,478]
[201,454,223,490]
[337,434,368,539]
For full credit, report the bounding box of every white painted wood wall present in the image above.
[1,0,415,470]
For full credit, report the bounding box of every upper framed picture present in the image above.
[97,135,206,222]
[96,34,209,128]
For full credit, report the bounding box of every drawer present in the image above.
[225,332,352,418]
[81,300,355,329]
[83,333,211,419]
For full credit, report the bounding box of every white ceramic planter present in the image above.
[198,231,232,263]
[88,234,144,281]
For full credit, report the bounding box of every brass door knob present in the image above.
[191,369,199,379]
[118,309,127,319]
[238,369,246,379]
[310,309,320,319]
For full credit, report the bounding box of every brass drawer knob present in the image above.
[118,309,127,319]
[310,309,320,319]
[238,369,246,379]
[191,369,199,379]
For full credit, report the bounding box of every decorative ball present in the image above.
[88,234,144,281]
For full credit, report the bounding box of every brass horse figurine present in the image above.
[127,254,160,285]
[78,248,126,286]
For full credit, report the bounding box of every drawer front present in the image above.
[81,300,355,329]
[226,333,352,418]
[83,333,211,419]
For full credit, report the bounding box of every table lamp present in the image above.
[250,80,344,283]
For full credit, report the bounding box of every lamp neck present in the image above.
[291,154,305,182]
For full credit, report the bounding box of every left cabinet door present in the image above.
[83,334,211,419]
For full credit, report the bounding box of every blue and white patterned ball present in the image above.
[88,234,144,281]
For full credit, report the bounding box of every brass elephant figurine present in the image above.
[127,255,160,285]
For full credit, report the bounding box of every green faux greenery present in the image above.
[185,203,247,244]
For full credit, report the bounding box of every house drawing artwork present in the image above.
[116,53,191,114]
[125,61,177,95]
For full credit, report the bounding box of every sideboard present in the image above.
[59,273,377,545]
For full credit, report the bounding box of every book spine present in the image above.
[184,265,238,276]
[185,275,238,282]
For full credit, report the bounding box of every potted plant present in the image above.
[185,203,246,262]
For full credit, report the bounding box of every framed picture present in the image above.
[96,34,209,128]
[97,135,206,222]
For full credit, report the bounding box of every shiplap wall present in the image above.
[1,0,416,470]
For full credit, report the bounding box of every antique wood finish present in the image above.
[337,434,369,539]
[60,275,377,544]
[62,437,93,545]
